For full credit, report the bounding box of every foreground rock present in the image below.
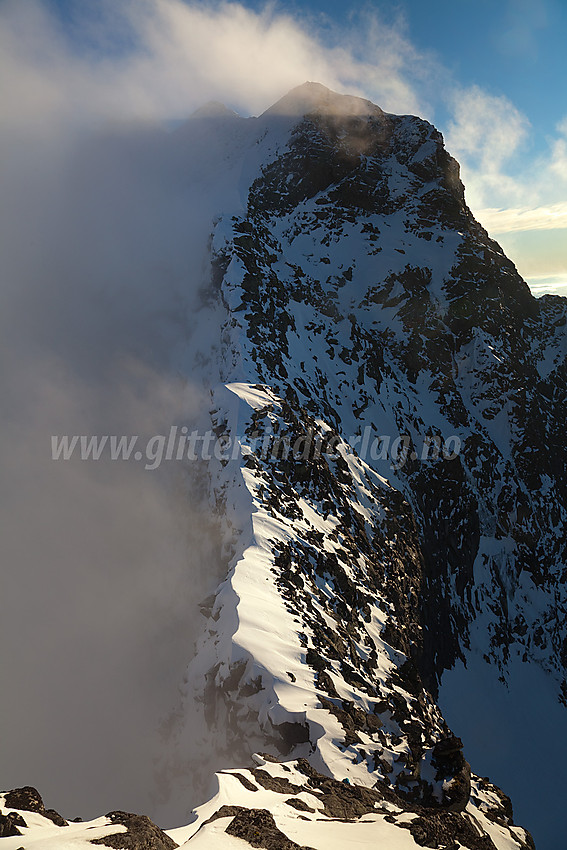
[0,790,178,850]
[92,811,178,849]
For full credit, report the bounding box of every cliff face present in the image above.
[214,84,567,701]
[3,82,566,849]
[158,83,566,846]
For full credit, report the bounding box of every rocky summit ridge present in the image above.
[3,83,566,849]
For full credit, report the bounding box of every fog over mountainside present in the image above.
[0,105,222,818]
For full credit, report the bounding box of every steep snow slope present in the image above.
[3,82,565,849]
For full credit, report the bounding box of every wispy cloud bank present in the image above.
[446,87,567,229]
[524,274,567,298]
[550,116,567,180]
[445,85,532,210]
[445,85,567,289]
[447,86,530,177]
[0,0,433,131]
[475,202,567,233]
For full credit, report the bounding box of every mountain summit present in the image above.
[4,84,566,849]
[263,80,383,119]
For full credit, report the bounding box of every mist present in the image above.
[0,97,226,828]
[0,4,227,822]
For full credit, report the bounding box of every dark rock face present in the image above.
[404,736,472,813]
[225,808,313,849]
[0,811,26,837]
[207,757,531,850]
[404,810,499,850]
[91,811,178,849]
[430,736,471,812]
[4,785,67,826]
[4,786,45,813]
[218,93,567,699]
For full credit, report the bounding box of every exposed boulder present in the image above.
[0,810,26,837]
[402,736,472,812]
[430,736,472,812]
[225,807,314,850]
[91,811,178,849]
[4,785,67,826]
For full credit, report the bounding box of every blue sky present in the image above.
[283,0,567,133]
[6,0,567,294]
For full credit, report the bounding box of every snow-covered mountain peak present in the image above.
[262,80,384,122]
[190,100,240,120]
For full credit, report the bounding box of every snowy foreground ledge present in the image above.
[1,753,531,849]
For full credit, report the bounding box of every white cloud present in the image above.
[0,0,434,134]
[444,89,567,290]
[445,85,531,209]
[445,89,567,219]
[446,86,530,170]
[475,202,567,234]
[524,274,567,298]
[550,116,567,180]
